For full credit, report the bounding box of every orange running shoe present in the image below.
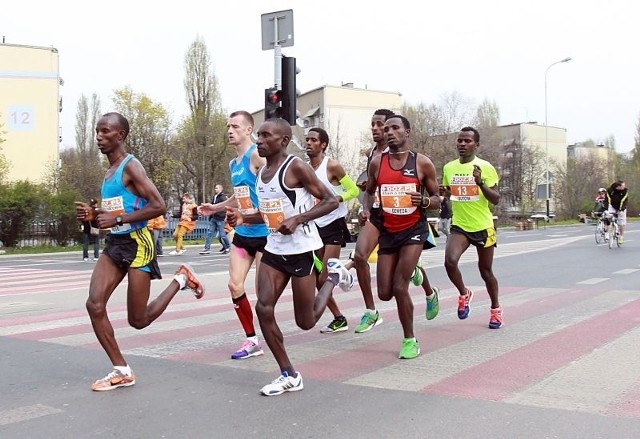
[91,369,136,391]
[175,264,205,299]
[489,307,503,329]
[457,288,473,319]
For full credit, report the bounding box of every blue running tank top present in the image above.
[230,144,268,238]
[101,154,149,235]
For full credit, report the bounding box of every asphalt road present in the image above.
[1,224,640,438]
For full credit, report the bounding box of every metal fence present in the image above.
[162,218,211,240]
[12,217,213,248]
[16,222,63,247]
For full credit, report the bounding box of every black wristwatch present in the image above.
[477,181,485,187]
[115,215,124,226]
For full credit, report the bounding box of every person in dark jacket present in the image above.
[200,184,231,254]
[605,180,629,243]
[82,198,100,261]
[438,185,452,239]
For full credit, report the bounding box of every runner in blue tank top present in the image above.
[198,110,268,360]
[75,112,205,392]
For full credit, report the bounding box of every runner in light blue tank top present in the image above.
[101,154,148,234]
[230,144,268,238]
[76,112,206,392]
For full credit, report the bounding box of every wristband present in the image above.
[478,181,485,187]
[422,196,431,209]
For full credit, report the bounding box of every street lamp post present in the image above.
[544,56,572,218]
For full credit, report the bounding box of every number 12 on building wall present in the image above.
[6,105,35,131]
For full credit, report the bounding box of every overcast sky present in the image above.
[3,0,638,152]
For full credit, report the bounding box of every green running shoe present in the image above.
[354,310,383,333]
[410,260,424,286]
[426,287,440,320]
[398,338,420,359]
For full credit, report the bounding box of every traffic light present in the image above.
[265,87,284,119]
[281,55,298,125]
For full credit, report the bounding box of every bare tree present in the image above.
[112,86,176,202]
[323,118,362,181]
[555,153,609,219]
[50,95,104,200]
[474,99,500,130]
[179,36,230,204]
[404,93,477,179]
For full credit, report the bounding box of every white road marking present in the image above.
[0,404,63,426]
[576,278,609,285]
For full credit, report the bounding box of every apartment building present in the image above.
[0,43,61,183]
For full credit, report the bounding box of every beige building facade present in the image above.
[0,43,61,183]
[496,122,568,213]
[253,84,402,176]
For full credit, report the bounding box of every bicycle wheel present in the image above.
[609,227,615,249]
[595,221,603,244]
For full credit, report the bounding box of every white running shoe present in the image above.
[327,258,354,291]
[260,371,303,396]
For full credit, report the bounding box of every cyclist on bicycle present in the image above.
[605,180,628,243]
[594,188,607,213]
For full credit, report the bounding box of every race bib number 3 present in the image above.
[259,199,285,234]
[234,186,255,213]
[380,183,417,215]
[449,176,480,201]
[101,196,132,233]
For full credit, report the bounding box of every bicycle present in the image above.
[608,213,622,249]
[594,212,607,244]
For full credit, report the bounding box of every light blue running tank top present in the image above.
[230,145,268,238]
[101,154,149,235]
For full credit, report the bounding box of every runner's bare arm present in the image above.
[198,195,239,216]
[474,164,500,205]
[412,154,440,210]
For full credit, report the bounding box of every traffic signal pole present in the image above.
[273,18,282,89]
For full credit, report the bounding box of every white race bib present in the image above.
[380,183,417,215]
[101,196,132,233]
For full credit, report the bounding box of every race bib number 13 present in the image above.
[449,176,480,201]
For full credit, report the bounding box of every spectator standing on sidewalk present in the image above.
[438,185,452,239]
[170,193,197,255]
[200,184,231,255]
[82,198,101,261]
[148,214,167,256]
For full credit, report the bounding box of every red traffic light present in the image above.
[268,89,283,104]
[265,87,285,119]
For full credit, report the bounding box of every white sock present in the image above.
[174,273,186,289]
[366,308,377,314]
[248,335,258,344]
[114,365,132,376]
